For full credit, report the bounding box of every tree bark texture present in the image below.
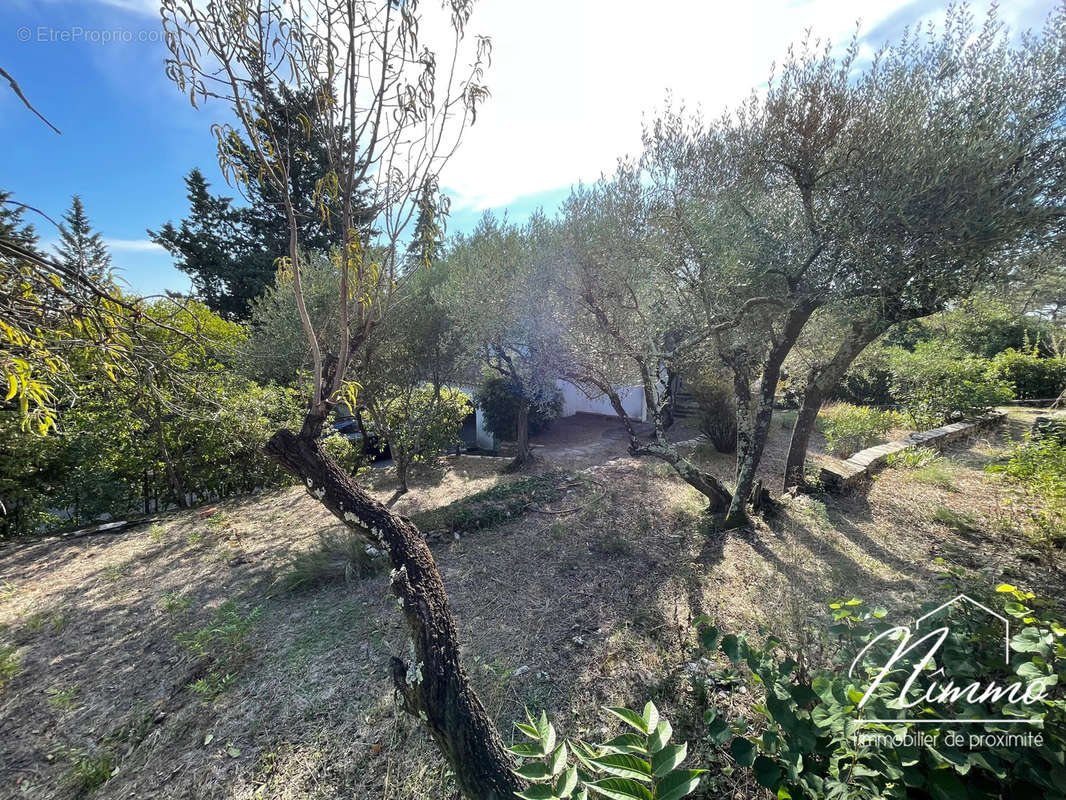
[265,428,521,800]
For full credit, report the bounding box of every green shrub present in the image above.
[819,404,904,458]
[695,588,1066,800]
[65,749,114,793]
[883,445,938,469]
[474,376,562,441]
[888,342,1014,430]
[319,432,367,475]
[688,372,736,453]
[988,434,1066,543]
[989,348,1066,402]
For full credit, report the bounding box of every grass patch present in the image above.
[46,685,79,712]
[0,581,19,604]
[884,446,939,470]
[64,748,114,793]
[932,505,979,533]
[175,599,261,700]
[103,563,130,582]
[0,644,18,689]
[410,471,571,534]
[276,528,381,593]
[159,592,192,613]
[910,461,957,491]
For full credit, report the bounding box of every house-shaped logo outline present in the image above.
[914,593,1010,665]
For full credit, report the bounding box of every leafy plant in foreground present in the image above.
[509,703,704,800]
[695,589,1065,799]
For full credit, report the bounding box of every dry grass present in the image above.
[0,419,1062,799]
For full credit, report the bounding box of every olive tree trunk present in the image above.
[725,303,815,527]
[782,317,892,489]
[265,424,521,800]
[512,399,532,468]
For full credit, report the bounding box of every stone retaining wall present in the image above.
[819,411,1007,490]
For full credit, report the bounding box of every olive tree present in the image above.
[159,2,519,796]
[443,212,564,468]
[644,4,1066,522]
[553,174,735,513]
[781,5,1066,487]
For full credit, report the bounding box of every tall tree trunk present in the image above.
[726,304,815,527]
[782,315,894,490]
[265,425,521,800]
[513,399,531,467]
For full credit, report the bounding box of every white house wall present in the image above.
[556,379,646,421]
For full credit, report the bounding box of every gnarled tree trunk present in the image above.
[725,303,815,527]
[265,426,521,800]
[782,316,893,490]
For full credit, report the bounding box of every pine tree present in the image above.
[149,169,253,317]
[54,195,111,280]
[150,82,374,318]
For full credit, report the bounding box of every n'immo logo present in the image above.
[847,594,1048,725]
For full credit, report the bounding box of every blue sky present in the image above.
[1,0,1056,296]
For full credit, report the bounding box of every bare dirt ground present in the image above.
[1,411,1062,800]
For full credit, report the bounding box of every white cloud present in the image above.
[439,0,1056,211]
[104,238,166,253]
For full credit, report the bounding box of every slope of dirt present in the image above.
[1,418,1062,799]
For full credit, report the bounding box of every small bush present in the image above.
[689,372,737,453]
[819,403,904,458]
[277,528,381,592]
[319,433,368,474]
[989,348,1066,401]
[474,376,562,441]
[989,434,1066,543]
[65,749,114,793]
[888,342,1014,429]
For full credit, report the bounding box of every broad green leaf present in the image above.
[550,743,569,776]
[556,766,579,797]
[586,777,654,800]
[653,769,705,800]
[602,733,649,754]
[510,742,547,758]
[648,721,672,753]
[515,785,558,800]
[516,722,542,740]
[590,753,652,781]
[605,706,649,734]
[753,755,783,788]
[730,737,756,767]
[516,762,554,781]
[643,702,659,733]
[721,634,741,663]
[651,743,687,777]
